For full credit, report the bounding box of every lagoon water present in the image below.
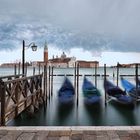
[1,66,140,126]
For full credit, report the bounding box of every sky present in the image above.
[0,0,140,66]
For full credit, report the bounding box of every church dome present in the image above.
[61,52,66,59]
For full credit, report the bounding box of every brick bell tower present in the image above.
[44,41,48,63]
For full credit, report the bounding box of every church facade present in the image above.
[48,52,76,68]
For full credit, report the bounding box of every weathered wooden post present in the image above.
[0,80,6,126]
[104,64,107,106]
[18,62,21,75]
[15,82,19,116]
[51,66,54,97]
[117,62,119,87]
[135,64,138,102]
[24,79,28,109]
[44,65,47,103]
[48,65,51,100]
[95,63,97,87]
[25,63,28,76]
[46,64,48,103]
[29,77,35,115]
[38,63,41,74]
[76,62,79,107]
[74,62,77,94]
[14,64,17,75]
[113,67,115,78]
[33,67,35,76]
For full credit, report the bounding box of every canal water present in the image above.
[1,67,140,126]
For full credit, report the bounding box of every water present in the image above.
[1,66,140,126]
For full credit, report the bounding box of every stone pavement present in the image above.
[0,126,140,140]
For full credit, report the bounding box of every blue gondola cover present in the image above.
[82,77,101,104]
[58,77,75,104]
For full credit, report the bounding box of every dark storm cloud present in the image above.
[0,0,140,52]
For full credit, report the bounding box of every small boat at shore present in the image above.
[104,79,134,105]
[121,77,140,100]
[82,77,101,104]
[58,77,75,104]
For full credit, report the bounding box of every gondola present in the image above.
[121,77,140,100]
[104,79,134,105]
[58,77,75,104]
[82,77,101,104]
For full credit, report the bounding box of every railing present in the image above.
[0,74,24,81]
[0,74,43,126]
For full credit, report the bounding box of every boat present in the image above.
[104,79,134,105]
[82,77,101,104]
[121,77,140,100]
[58,77,75,104]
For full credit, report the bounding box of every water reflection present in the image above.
[55,102,74,125]
[8,105,47,126]
[83,101,103,126]
[109,101,136,125]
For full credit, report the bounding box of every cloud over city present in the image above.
[0,0,140,52]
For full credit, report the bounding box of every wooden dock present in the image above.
[0,126,140,140]
[0,74,44,126]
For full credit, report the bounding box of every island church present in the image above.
[37,42,99,68]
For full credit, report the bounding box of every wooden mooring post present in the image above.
[44,65,47,104]
[76,62,79,107]
[14,64,17,75]
[48,66,51,100]
[25,63,28,76]
[117,62,119,87]
[113,67,115,78]
[135,64,138,102]
[38,63,41,74]
[18,62,20,75]
[74,62,77,94]
[46,65,48,103]
[33,67,35,75]
[95,63,97,87]
[51,66,54,97]
[0,80,6,126]
[104,64,107,106]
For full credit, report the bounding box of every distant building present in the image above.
[117,63,140,68]
[77,60,99,68]
[48,52,76,68]
[68,57,77,67]
[0,63,18,67]
[0,62,31,67]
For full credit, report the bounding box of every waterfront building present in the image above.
[0,41,100,68]
[48,52,76,68]
[77,60,99,68]
[68,57,77,67]
[0,63,19,67]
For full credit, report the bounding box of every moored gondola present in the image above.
[58,77,75,104]
[121,77,140,100]
[104,79,134,105]
[82,77,101,104]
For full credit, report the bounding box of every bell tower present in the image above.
[44,41,48,63]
